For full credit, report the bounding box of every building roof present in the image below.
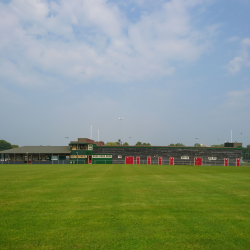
[70,138,104,146]
[70,138,94,144]
[0,146,70,154]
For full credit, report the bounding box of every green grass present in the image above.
[1,164,250,250]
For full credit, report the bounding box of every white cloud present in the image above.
[225,37,250,74]
[208,88,250,136]
[226,57,245,75]
[0,0,216,89]
[242,38,250,46]
[221,88,250,110]
[226,36,240,43]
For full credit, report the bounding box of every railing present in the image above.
[112,160,239,166]
[0,160,70,164]
[0,159,243,166]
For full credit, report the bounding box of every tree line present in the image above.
[0,140,19,151]
[104,142,246,147]
[105,141,151,146]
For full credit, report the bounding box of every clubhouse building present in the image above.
[0,138,242,166]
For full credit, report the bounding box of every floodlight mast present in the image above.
[195,137,199,146]
[119,118,123,146]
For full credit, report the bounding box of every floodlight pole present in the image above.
[195,137,199,146]
[119,118,123,146]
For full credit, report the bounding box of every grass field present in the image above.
[1,164,250,250]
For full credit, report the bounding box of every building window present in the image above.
[80,144,86,150]
[78,155,87,158]
[88,144,93,150]
[208,157,217,160]
[51,156,58,161]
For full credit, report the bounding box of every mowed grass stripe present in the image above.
[0,165,250,249]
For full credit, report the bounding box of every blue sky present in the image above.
[0,0,250,147]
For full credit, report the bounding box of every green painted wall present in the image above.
[71,150,87,155]
[92,159,112,164]
[70,159,86,164]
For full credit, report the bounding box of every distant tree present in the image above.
[105,142,119,146]
[123,142,129,146]
[194,143,201,147]
[0,140,12,151]
[169,143,175,146]
[135,142,151,146]
[247,145,250,149]
[11,145,19,149]
[175,143,185,147]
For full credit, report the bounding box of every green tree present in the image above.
[194,143,201,147]
[169,143,175,146]
[247,145,250,149]
[11,145,19,149]
[105,142,119,146]
[123,142,129,146]
[0,140,12,151]
[135,142,151,146]
[175,143,185,147]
